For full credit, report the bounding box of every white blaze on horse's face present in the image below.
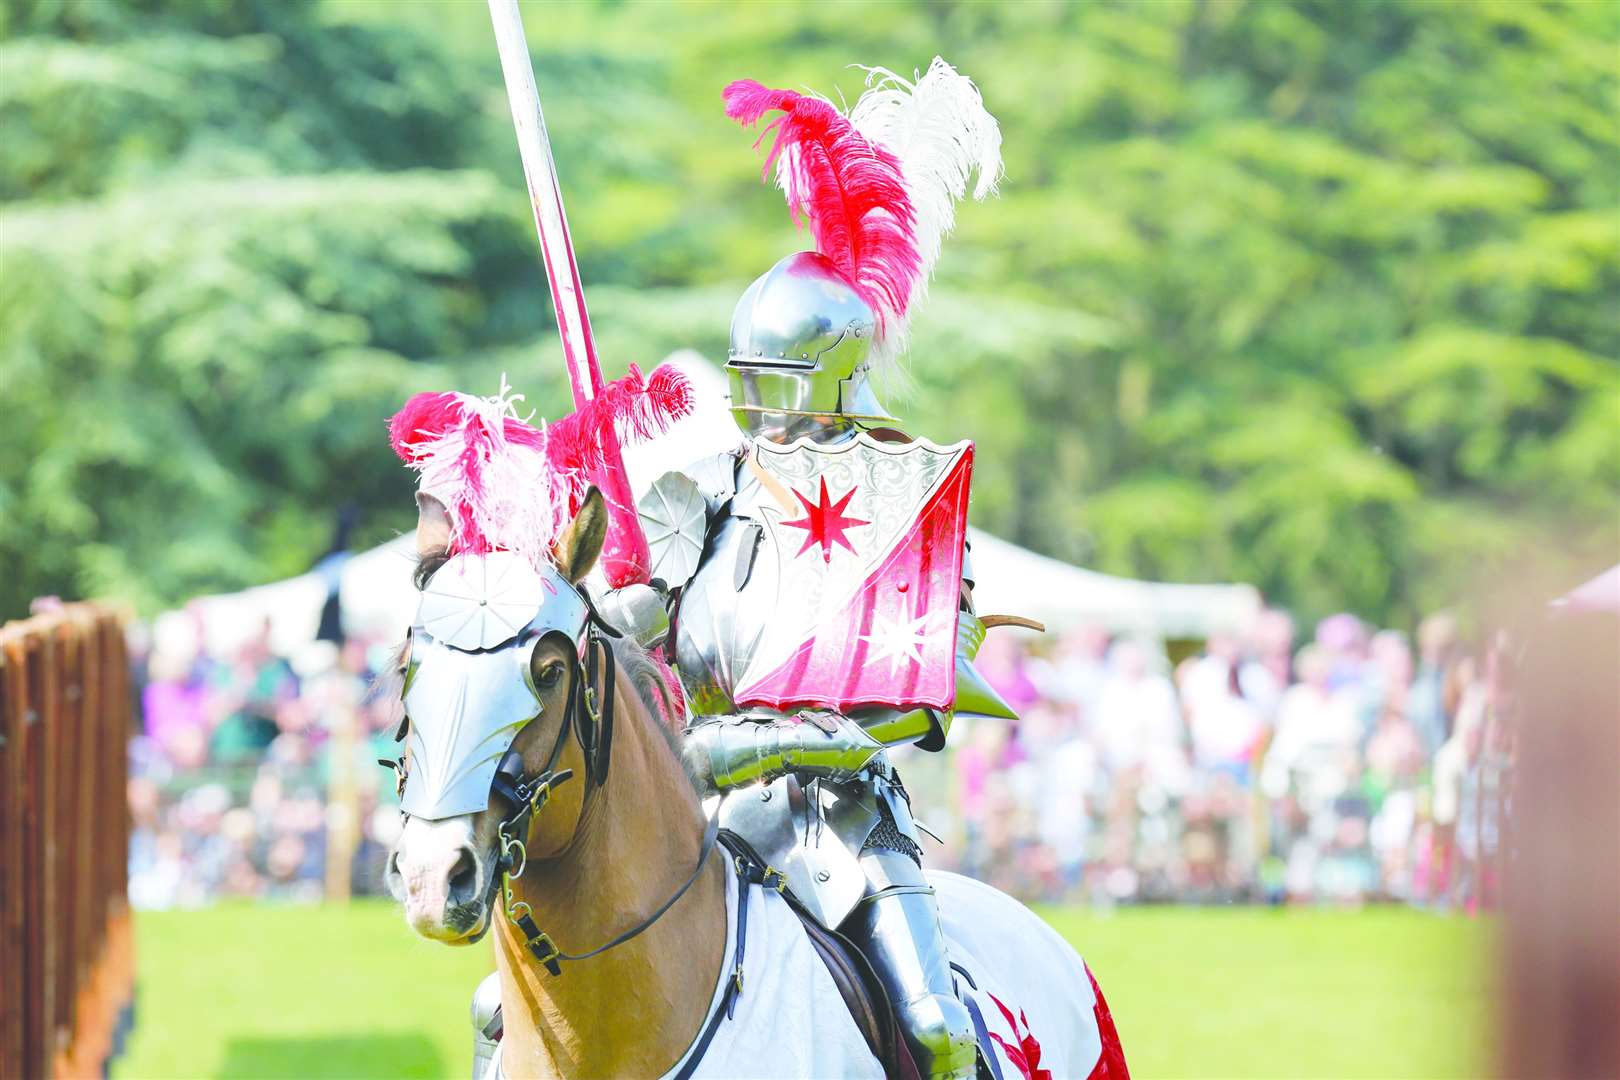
[387,551,588,942]
[392,813,487,942]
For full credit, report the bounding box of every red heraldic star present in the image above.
[782,477,870,562]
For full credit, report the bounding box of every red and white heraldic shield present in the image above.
[734,433,974,714]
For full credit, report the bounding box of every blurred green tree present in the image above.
[2,0,1614,628]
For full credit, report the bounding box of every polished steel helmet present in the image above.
[727,251,895,441]
[399,551,589,820]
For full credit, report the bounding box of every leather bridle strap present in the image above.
[486,824,752,1072]
[488,614,617,870]
[574,617,617,786]
[509,816,720,977]
[496,618,721,978]
[667,838,756,1080]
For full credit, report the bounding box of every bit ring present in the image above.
[501,835,528,880]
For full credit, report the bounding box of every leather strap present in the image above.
[515,818,721,977]
[963,994,1006,1080]
[488,831,750,1077]
[716,830,920,1079]
[669,846,752,1080]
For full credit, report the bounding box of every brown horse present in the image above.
[386,491,729,1077]
[387,492,1124,1079]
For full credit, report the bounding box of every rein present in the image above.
[489,611,718,978]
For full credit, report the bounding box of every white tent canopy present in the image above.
[161,352,1257,661]
[966,528,1258,640]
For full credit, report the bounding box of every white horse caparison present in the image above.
[387,499,1126,1080]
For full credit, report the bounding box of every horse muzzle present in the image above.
[389,815,494,943]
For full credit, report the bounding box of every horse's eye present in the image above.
[536,662,565,690]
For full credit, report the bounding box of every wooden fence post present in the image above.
[0,605,135,1080]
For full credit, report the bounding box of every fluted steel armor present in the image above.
[401,552,588,821]
[644,441,998,1078]
[470,972,502,1079]
[726,252,895,441]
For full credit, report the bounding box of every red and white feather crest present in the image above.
[725,59,1001,366]
[389,366,693,570]
[723,79,920,335]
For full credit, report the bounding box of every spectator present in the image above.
[1092,639,1188,794]
[1315,613,1370,691]
[127,602,1507,912]
[1260,645,1360,803]
[1031,623,1111,727]
[1182,633,1266,782]
[1409,612,1459,756]
[1240,608,1295,723]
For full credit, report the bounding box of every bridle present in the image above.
[390,596,718,979]
[387,578,763,1079]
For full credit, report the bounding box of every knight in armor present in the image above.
[634,60,1014,1079]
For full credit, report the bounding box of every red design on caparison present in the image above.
[986,994,1051,1080]
[1084,964,1130,1080]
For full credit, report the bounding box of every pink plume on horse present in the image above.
[389,365,694,569]
[545,363,695,477]
[723,78,920,333]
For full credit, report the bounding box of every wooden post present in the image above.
[1,641,26,1076]
[1,606,135,1080]
[324,671,359,904]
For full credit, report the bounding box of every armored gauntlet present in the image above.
[683,713,884,792]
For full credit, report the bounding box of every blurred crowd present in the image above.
[925,610,1513,909]
[126,612,406,907]
[126,607,1513,911]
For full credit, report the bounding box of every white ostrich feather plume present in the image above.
[850,56,1004,363]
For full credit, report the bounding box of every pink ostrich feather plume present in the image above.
[389,366,693,569]
[545,363,695,477]
[723,78,920,332]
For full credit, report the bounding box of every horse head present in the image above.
[386,486,609,944]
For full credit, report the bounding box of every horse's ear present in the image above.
[553,487,607,585]
[415,492,452,559]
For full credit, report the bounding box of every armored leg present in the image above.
[842,847,977,1080]
[470,971,501,1079]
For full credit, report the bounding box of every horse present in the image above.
[387,491,1127,1079]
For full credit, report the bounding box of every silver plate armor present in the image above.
[400,552,588,821]
[470,971,502,1079]
[727,251,895,441]
[662,449,981,927]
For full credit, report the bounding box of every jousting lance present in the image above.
[486,0,651,587]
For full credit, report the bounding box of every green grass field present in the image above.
[112,901,1492,1079]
